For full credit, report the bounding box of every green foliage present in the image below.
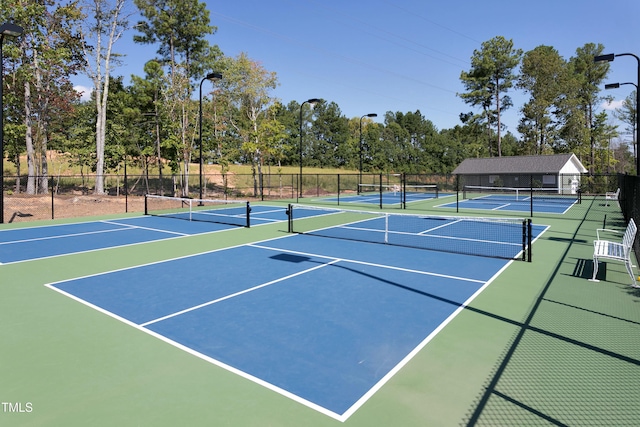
[459,36,523,156]
[6,0,631,184]
[517,45,566,154]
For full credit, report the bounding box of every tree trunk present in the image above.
[95,87,107,194]
[39,133,49,194]
[24,81,36,194]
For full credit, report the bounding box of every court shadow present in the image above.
[9,211,33,223]
[571,258,605,280]
[270,253,311,263]
[547,236,588,244]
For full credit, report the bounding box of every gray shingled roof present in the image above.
[452,154,583,174]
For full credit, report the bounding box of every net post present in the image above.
[245,202,251,228]
[402,173,406,209]
[50,180,55,219]
[287,203,293,233]
[337,174,341,206]
[522,219,526,261]
[144,194,149,215]
[456,175,460,213]
[384,213,389,243]
[527,219,532,262]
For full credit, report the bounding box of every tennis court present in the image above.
[44,206,546,421]
[438,186,579,214]
[0,202,285,264]
[4,196,639,426]
[317,184,443,207]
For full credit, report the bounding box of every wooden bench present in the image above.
[590,218,638,287]
[605,188,620,206]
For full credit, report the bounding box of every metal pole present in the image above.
[198,72,222,202]
[299,102,304,198]
[596,53,640,175]
[359,113,376,195]
[199,77,205,201]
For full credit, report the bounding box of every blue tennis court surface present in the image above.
[317,189,450,206]
[0,205,287,264]
[46,219,547,421]
[438,194,576,214]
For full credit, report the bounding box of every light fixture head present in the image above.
[0,22,23,37]
[594,53,615,63]
[205,71,222,80]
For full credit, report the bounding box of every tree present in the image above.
[80,0,131,194]
[134,0,220,196]
[567,43,609,173]
[258,103,288,171]
[129,61,169,193]
[308,102,349,169]
[5,0,84,194]
[216,53,278,195]
[517,45,566,155]
[613,89,638,161]
[460,36,522,156]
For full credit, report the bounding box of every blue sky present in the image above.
[75,0,639,139]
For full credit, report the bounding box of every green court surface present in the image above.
[1,196,639,426]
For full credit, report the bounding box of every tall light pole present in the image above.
[199,71,222,201]
[299,98,320,198]
[604,82,639,167]
[359,113,377,194]
[595,52,640,175]
[0,22,23,224]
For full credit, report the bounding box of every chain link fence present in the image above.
[0,172,627,223]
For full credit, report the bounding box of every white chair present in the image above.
[590,218,638,287]
[605,188,620,206]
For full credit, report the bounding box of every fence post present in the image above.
[51,179,54,219]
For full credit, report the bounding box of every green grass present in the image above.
[2,154,361,177]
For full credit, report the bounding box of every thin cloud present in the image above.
[603,99,624,110]
[74,85,92,102]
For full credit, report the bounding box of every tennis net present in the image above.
[403,184,439,200]
[286,204,531,261]
[463,185,579,204]
[144,195,251,227]
[358,183,402,195]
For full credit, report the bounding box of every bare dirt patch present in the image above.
[4,194,145,223]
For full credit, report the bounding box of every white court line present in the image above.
[1,222,234,265]
[248,243,485,284]
[100,220,189,236]
[44,280,346,422]
[44,226,544,422]
[140,259,341,327]
[0,224,137,245]
[418,218,463,234]
[493,203,512,210]
[340,258,516,421]
[336,224,523,248]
